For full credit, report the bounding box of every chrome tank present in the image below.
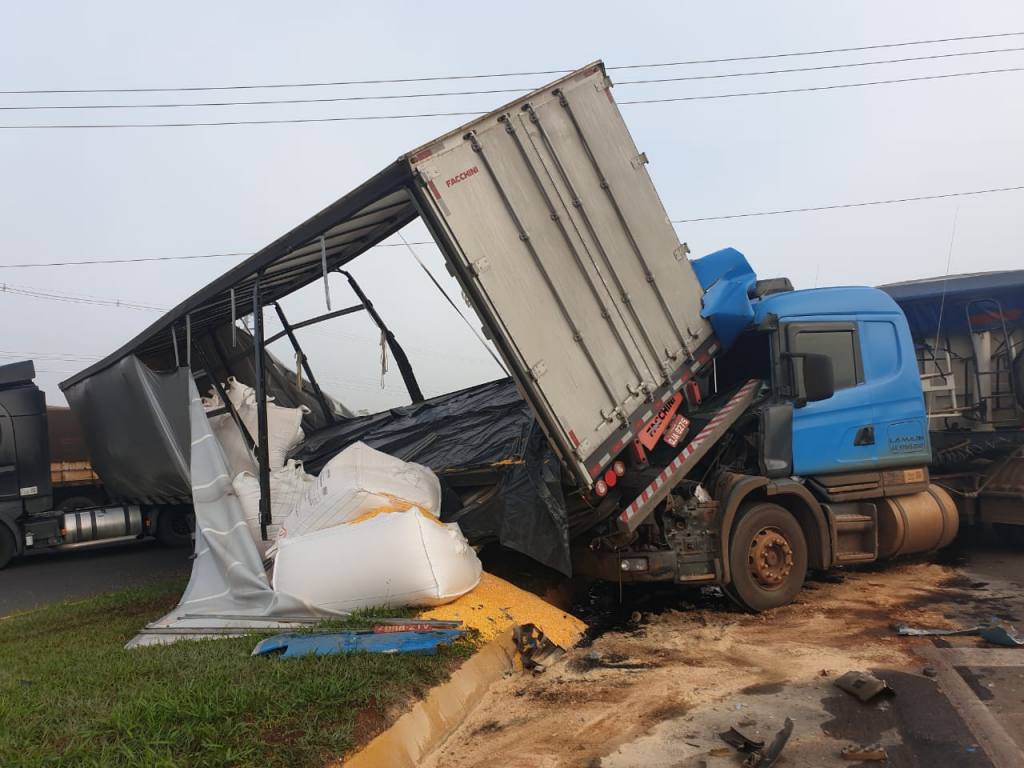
[61,505,143,545]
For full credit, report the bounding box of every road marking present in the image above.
[919,644,1024,768]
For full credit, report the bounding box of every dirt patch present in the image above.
[350,700,390,747]
[423,560,969,768]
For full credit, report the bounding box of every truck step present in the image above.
[834,550,876,563]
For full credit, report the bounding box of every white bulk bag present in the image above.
[280,442,441,539]
[223,376,254,411]
[272,509,482,611]
[232,460,313,555]
[210,413,258,478]
[234,389,308,469]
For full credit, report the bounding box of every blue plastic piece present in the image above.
[252,629,465,659]
[690,247,757,348]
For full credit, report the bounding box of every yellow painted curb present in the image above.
[340,630,517,768]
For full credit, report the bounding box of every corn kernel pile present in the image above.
[420,571,587,649]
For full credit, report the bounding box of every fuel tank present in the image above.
[876,484,959,558]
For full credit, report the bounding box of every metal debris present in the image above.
[834,671,895,703]
[514,623,564,672]
[841,744,888,761]
[744,717,794,768]
[893,621,1024,647]
[719,726,765,752]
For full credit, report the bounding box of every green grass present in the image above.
[0,579,475,768]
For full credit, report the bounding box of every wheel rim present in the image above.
[748,526,794,590]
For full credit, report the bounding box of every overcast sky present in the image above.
[2,1,1022,412]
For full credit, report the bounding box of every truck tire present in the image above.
[156,509,194,548]
[728,502,807,612]
[0,525,16,570]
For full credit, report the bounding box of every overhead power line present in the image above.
[614,46,1024,85]
[6,46,1024,112]
[1,31,1021,95]
[1,185,1020,269]
[0,282,167,310]
[620,66,1024,105]
[672,185,1024,223]
[4,65,1023,130]
[0,241,434,269]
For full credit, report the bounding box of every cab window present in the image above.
[785,322,863,395]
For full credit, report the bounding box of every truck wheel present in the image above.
[156,509,194,548]
[728,502,807,612]
[0,526,15,570]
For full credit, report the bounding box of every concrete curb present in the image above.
[341,630,517,767]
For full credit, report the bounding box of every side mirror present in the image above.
[800,352,835,403]
[784,352,835,405]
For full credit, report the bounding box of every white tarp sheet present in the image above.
[126,381,338,648]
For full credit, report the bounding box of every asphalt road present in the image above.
[0,539,192,617]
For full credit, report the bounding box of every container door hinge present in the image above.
[529,360,548,380]
[631,152,649,170]
[673,242,691,262]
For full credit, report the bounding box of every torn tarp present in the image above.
[62,357,193,503]
[291,378,572,575]
[127,379,338,647]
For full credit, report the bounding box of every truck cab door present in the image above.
[784,321,878,475]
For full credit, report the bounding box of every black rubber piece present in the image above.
[728,502,808,612]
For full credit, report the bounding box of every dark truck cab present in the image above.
[0,361,191,569]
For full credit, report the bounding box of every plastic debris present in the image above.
[893,621,1024,647]
[252,628,465,658]
[834,671,895,703]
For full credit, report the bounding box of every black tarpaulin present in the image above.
[292,378,572,575]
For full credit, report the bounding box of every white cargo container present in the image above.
[408,63,716,487]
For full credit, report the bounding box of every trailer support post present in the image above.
[251,274,272,541]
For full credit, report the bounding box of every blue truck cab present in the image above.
[752,285,931,476]
[577,247,959,613]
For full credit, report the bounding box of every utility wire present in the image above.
[5,66,1022,129]
[0,241,433,268]
[615,45,1024,85]
[2,31,1021,95]
[1,186,1020,270]
[0,282,167,310]
[672,185,1024,223]
[7,46,1024,111]
[621,66,1024,106]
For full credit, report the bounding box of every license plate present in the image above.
[663,415,691,448]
